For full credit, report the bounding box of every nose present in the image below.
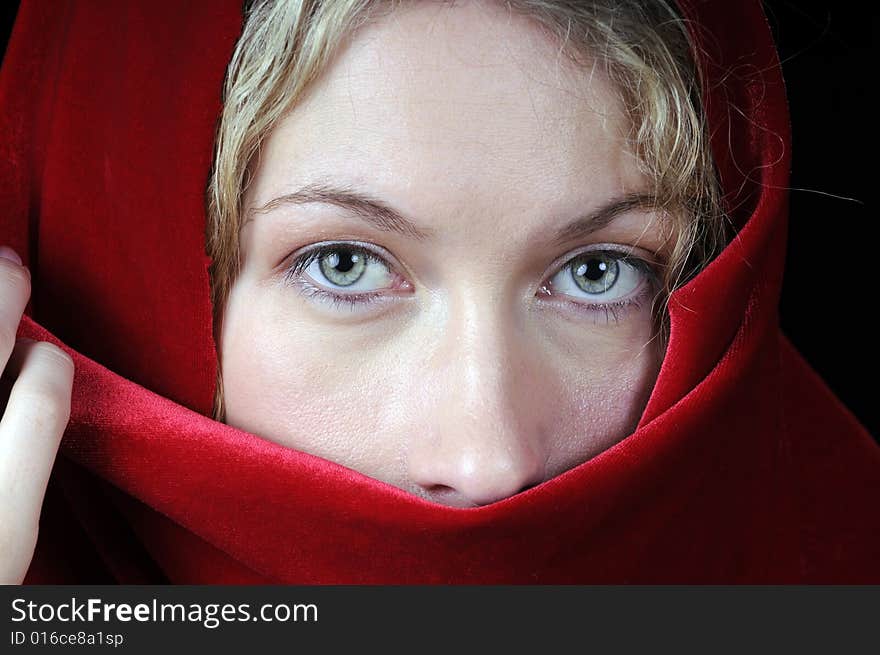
[407,294,549,507]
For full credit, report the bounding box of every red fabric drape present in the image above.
[1,0,877,584]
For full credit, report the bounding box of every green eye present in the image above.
[319,248,367,287]
[547,249,653,306]
[570,253,619,294]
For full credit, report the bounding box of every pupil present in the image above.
[331,250,358,273]
[580,258,607,281]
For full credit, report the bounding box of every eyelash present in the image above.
[543,251,659,323]
[281,242,661,321]
[282,244,393,311]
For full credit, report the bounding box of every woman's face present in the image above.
[220,1,671,508]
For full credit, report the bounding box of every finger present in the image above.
[0,339,75,533]
[0,247,32,376]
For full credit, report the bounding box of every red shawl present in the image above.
[3,0,877,584]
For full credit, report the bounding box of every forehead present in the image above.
[251,1,644,231]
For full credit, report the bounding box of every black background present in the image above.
[0,2,876,439]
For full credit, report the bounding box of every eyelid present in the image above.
[284,239,403,277]
[543,243,661,281]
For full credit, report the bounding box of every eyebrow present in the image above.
[250,180,659,245]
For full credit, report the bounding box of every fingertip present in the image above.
[0,245,23,266]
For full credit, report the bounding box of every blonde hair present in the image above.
[206,0,728,422]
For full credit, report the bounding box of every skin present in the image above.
[220,1,672,508]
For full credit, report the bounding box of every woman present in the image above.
[1,0,878,583]
[209,0,726,507]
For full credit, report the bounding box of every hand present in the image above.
[0,246,74,584]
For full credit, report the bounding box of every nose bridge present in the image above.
[407,283,549,507]
[451,287,511,406]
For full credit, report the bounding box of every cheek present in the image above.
[541,308,665,470]
[219,286,404,472]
